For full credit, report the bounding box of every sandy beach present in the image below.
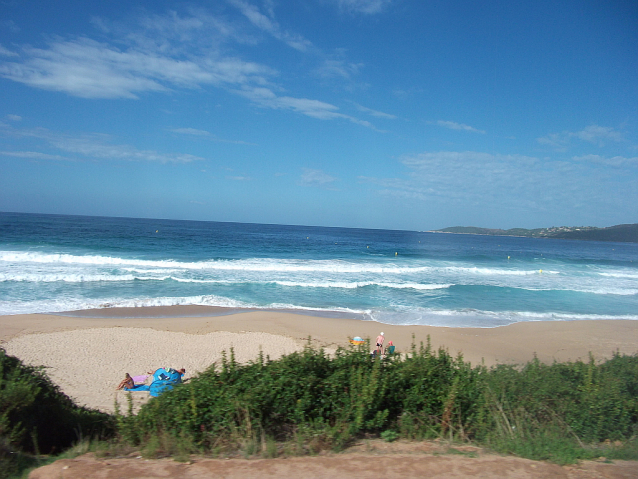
[2,307,638,414]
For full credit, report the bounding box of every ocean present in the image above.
[1,212,637,327]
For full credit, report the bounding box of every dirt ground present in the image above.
[29,440,638,479]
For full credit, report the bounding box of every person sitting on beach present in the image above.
[116,373,135,390]
[375,332,385,355]
[385,340,396,355]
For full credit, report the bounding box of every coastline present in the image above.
[2,306,637,413]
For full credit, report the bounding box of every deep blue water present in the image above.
[1,212,637,327]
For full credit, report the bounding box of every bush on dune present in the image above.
[0,348,115,478]
[477,353,638,463]
[3,340,637,472]
[127,340,638,464]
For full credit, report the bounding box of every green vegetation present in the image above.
[435,223,638,242]
[0,349,115,479]
[121,340,638,465]
[3,341,638,477]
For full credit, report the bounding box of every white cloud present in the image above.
[0,37,275,99]
[315,57,363,81]
[0,44,18,57]
[6,114,22,121]
[351,103,396,119]
[311,48,369,92]
[572,154,638,167]
[0,151,70,161]
[360,150,635,212]
[237,86,376,128]
[536,132,570,151]
[299,168,337,187]
[334,0,393,14]
[575,125,622,145]
[1,20,20,33]
[169,127,255,145]
[0,9,373,127]
[1,124,205,163]
[170,128,211,136]
[437,120,485,134]
[537,125,623,150]
[228,0,312,51]
[48,135,204,163]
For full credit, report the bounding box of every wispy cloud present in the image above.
[228,0,312,51]
[333,0,393,15]
[6,114,22,121]
[314,56,363,81]
[0,44,18,57]
[0,36,274,99]
[169,127,255,145]
[0,9,373,128]
[0,151,71,161]
[299,168,338,187]
[350,102,396,119]
[170,128,211,136]
[437,120,485,134]
[360,150,637,212]
[575,125,623,145]
[572,154,638,167]
[1,124,205,163]
[1,20,20,33]
[237,86,376,128]
[537,125,623,150]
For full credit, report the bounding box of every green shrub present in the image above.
[9,339,631,468]
[126,341,638,464]
[0,348,115,479]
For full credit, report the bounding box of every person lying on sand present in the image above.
[116,373,135,390]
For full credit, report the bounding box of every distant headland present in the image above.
[431,223,638,243]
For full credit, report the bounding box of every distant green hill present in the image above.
[434,224,638,243]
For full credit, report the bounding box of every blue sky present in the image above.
[1,0,636,231]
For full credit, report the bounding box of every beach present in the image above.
[2,307,637,414]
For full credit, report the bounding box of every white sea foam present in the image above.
[0,271,453,291]
[270,281,452,290]
[0,294,252,316]
[0,273,168,283]
[0,251,556,276]
[368,308,638,327]
[599,272,638,279]
[2,294,637,327]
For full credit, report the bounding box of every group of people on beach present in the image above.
[116,333,393,391]
[372,331,395,358]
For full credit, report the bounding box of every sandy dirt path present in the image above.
[29,450,638,479]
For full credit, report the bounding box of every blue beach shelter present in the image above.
[148,368,183,397]
[124,368,184,397]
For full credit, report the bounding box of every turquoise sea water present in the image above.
[0,212,637,327]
